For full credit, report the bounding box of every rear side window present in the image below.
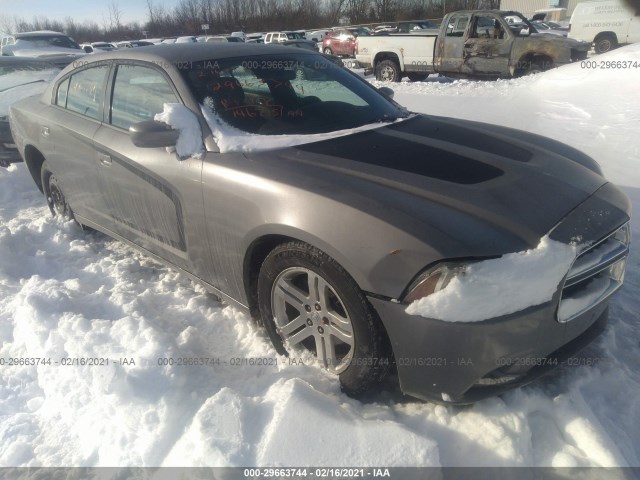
[66,65,109,120]
[447,15,470,36]
[110,64,179,130]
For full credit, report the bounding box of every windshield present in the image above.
[16,35,81,50]
[181,54,406,136]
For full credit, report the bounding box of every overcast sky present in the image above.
[4,0,174,25]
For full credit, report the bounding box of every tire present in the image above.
[594,34,617,55]
[407,73,428,82]
[323,47,333,55]
[41,161,74,220]
[257,241,390,396]
[375,59,401,82]
[518,61,544,77]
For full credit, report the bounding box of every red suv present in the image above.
[322,28,370,57]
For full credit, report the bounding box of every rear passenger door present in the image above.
[93,62,201,271]
[44,62,111,224]
[437,13,470,73]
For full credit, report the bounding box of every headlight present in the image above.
[403,262,467,303]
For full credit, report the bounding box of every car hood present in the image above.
[246,115,608,253]
[518,34,590,51]
[7,46,86,58]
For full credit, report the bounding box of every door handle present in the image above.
[41,126,50,138]
[463,43,473,48]
[98,153,112,166]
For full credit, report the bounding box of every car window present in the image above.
[110,64,179,130]
[182,54,406,136]
[65,65,109,120]
[55,77,71,107]
[447,15,470,36]
[472,15,499,38]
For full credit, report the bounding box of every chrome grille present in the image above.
[558,223,630,323]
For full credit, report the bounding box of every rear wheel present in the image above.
[257,241,390,396]
[41,161,73,219]
[375,59,401,82]
[594,34,617,54]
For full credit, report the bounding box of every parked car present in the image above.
[278,39,320,51]
[1,31,84,57]
[206,36,245,43]
[264,31,306,44]
[396,20,439,33]
[230,31,247,42]
[569,0,640,54]
[80,42,117,53]
[0,57,61,166]
[531,20,569,37]
[306,29,331,42]
[9,43,630,403]
[176,36,197,43]
[322,28,370,56]
[373,25,398,34]
[356,10,591,81]
[116,40,155,48]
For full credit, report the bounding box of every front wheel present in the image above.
[323,47,333,55]
[375,59,401,82]
[41,161,73,219]
[257,241,390,396]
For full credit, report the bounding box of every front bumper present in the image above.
[368,295,609,404]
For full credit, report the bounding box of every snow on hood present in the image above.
[154,103,205,159]
[406,236,577,322]
[200,97,409,153]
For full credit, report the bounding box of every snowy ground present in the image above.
[1,45,639,468]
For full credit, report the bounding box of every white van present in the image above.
[568,0,640,54]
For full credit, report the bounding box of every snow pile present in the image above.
[154,103,204,159]
[406,236,576,322]
[164,379,439,467]
[201,97,408,153]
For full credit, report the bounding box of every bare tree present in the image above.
[108,0,124,32]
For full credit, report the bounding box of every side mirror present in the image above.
[519,27,530,36]
[83,46,92,53]
[378,86,394,99]
[130,120,179,148]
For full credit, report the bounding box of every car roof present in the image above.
[15,30,70,38]
[78,42,309,64]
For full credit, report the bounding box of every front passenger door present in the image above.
[93,63,203,271]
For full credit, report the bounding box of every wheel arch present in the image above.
[515,52,554,75]
[242,226,376,320]
[23,144,46,193]
[373,51,403,72]
[593,31,618,43]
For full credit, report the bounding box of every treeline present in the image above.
[1,0,500,43]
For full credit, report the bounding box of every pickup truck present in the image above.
[355,10,591,81]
